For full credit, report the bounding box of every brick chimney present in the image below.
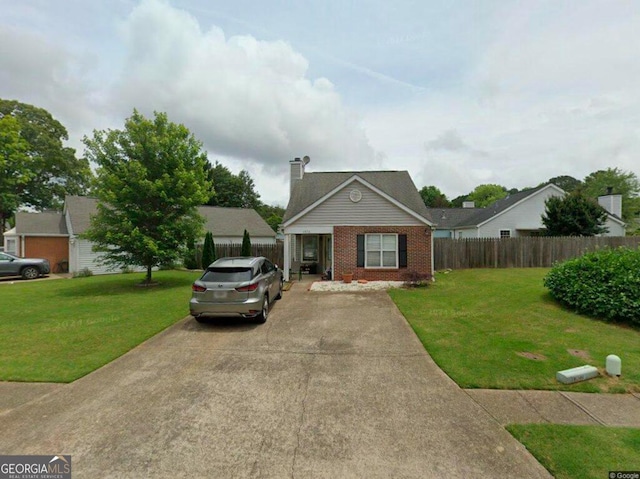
[289,156,310,195]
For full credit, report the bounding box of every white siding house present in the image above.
[428,184,626,238]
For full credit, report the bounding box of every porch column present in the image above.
[283,233,291,281]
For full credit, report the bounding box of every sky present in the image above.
[1,0,639,206]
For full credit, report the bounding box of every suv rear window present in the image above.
[201,267,253,283]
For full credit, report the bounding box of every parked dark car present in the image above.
[190,256,283,323]
[0,252,51,280]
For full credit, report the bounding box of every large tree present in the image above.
[541,191,609,236]
[205,161,261,209]
[83,110,210,284]
[0,115,30,227]
[467,184,508,207]
[0,99,92,228]
[547,175,582,193]
[258,203,285,232]
[419,185,450,207]
[582,167,640,222]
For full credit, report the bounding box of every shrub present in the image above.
[73,267,94,278]
[201,231,217,269]
[544,247,640,325]
[401,270,432,288]
[182,239,199,270]
[241,229,251,256]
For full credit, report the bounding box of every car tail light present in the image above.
[236,283,258,292]
[192,284,206,293]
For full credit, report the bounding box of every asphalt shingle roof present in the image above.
[283,170,432,223]
[425,207,484,229]
[427,184,566,229]
[63,196,274,238]
[197,206,275,237]
[456,186,550,228]
[15,211,68,235]
[64,195,98,235]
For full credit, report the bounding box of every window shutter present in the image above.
[399,234,407,268]
[357,235,365,267]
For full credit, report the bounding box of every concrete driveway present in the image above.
[0,284,550,478]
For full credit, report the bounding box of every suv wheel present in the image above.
[256,295,269,324]
[21,266,39,280]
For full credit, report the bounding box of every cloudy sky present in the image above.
[1,0,639,206]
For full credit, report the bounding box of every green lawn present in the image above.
[0,270,201,382]
[389,268,640,393]
[507,424,640,479]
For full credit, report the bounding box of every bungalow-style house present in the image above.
[427,183,626,238]
[2,211,69,272]
[4,196,276,275]
[197,206,277,245]
[281,157,434,282]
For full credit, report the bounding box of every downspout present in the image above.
[430,226,435,282]
[283,233,290,282]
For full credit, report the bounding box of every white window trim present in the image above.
[499,229,511,239]
[365,233,399,269]
[5,238,17,254]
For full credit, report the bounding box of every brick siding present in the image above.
[333,226,432,281]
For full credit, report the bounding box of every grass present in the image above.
[388,268,640,393]
[507,424,640,479]
[0,270,201,382]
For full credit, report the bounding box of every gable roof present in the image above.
[15,211,68,235]
[283,170,432,224]
[430,183,625,230]
[63,196,274,238]
[425,207,484,229]
[455,184,562,228]
[197,206,275,237]
[64,195,99,235]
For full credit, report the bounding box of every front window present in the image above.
[366,234,397,268]
[302,235,318,262]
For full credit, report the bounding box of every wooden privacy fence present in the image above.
[434,236,640,270]
[195,242,284,268]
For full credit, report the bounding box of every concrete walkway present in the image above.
[0,282,551,478]
[466,389,640,427]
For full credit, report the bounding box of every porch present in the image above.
[283,232,333,282]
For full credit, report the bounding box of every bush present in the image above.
[201,231,216,269]
[401,270,432,288]
[182,239,199,270]
[73,267,93,278]
[544,247,640,325]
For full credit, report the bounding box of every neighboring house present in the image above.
[198,206,276,245]
[3,211,69,272]
[282,157,434,282]
[5,196,276,276]
[427,183,626,238]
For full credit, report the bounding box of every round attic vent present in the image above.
[349,189,362,203]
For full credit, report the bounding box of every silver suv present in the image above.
[0,252,51,280]
[190,257,283,323]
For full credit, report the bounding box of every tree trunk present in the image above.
[146,264,152,284]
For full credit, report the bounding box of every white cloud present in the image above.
[0,25,97,137]
[112,0,375,175]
